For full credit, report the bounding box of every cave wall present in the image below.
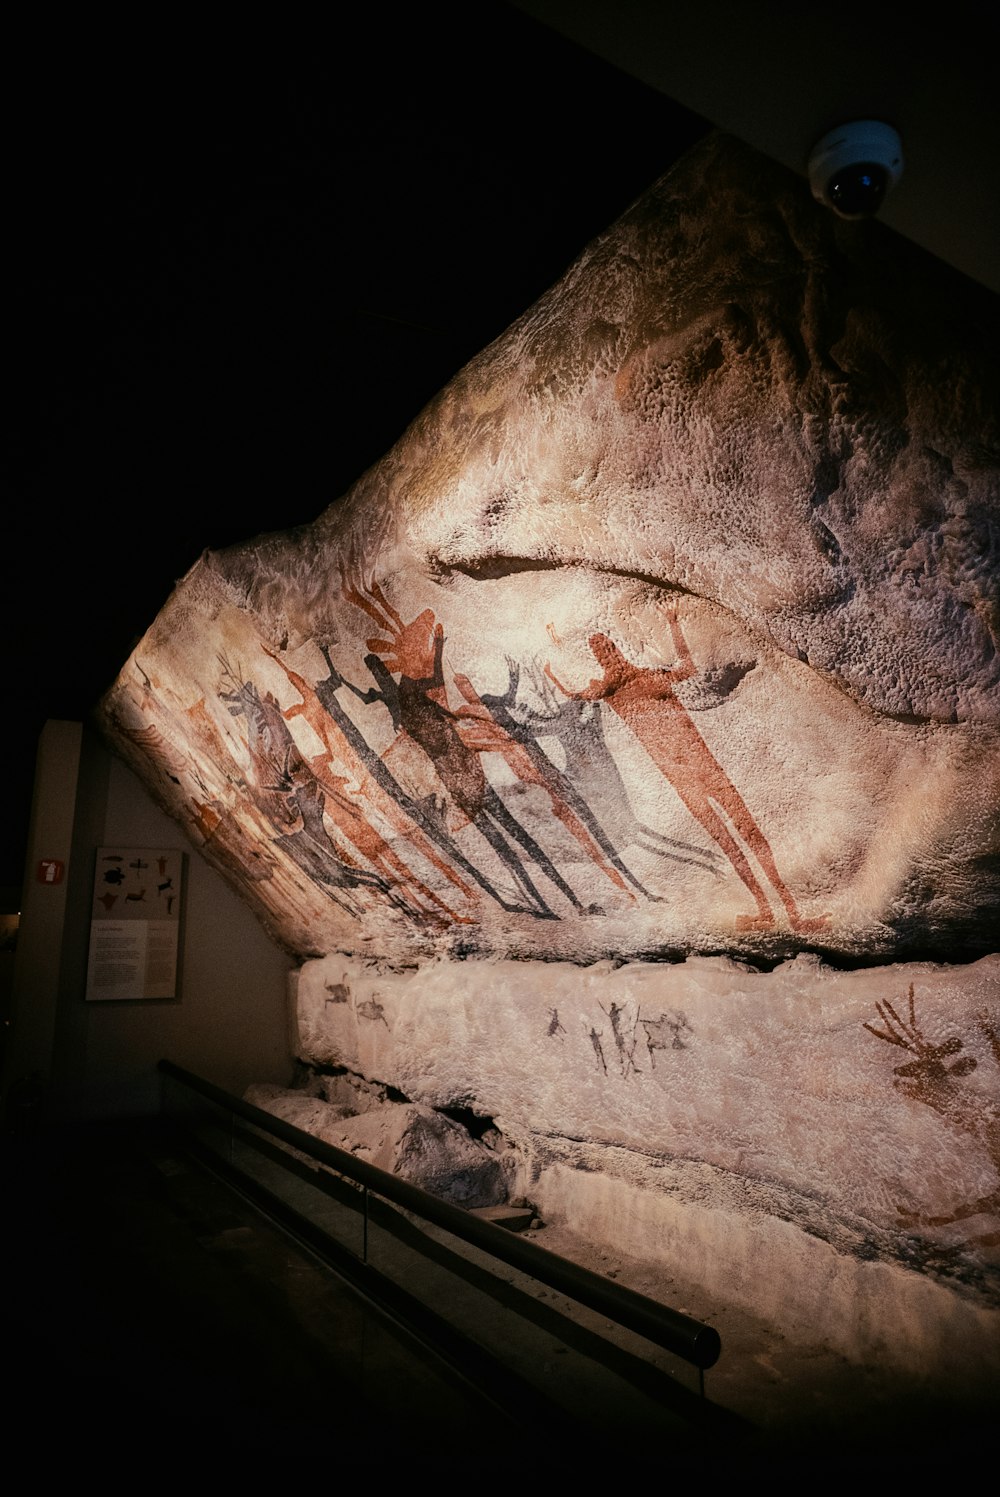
[100,133,999,970]
[97,133,1000,1351]
[292,948,1000,1373]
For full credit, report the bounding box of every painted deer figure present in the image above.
[217,654,394,918]
[338,565,586,919]
[865,985,1000,1239]
[262,642,478,914]
[865,984,978,1103]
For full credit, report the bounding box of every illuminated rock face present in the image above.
[292,951,1000,1366]
[100,133,999,968]
[99,131,1000,1352]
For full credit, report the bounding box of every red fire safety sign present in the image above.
[37,859,65,885]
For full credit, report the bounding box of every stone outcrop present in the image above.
[291,949,1000,1370]
[97,132,1000,1367]
[99,132,999,969]
[245,1074,508,1208]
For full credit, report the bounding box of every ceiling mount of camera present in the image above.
[807,120,904,220]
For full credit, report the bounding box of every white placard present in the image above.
[86,848,183,1001]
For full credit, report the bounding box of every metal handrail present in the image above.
[158,1057,721,1371]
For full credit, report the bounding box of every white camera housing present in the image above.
[807,120,903,220]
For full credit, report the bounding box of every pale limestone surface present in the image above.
[95,133,1000,1366]
[99,132,999,967]
[292,950,1000,1368]
[244,1076,507,1208]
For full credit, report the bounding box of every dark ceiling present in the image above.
[517,0,1000,295]
[4,2,996,892]
[5,4,710,889]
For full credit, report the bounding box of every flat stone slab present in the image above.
[468,1204,535,1233]
[296,949,1000,1293]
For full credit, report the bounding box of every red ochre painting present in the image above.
[101,544,988,967]
[99,133,1000,965]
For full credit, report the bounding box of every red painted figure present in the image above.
[546,612,828,934]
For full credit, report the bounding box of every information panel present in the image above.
[86,848,184,1001]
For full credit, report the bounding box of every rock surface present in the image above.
[295,953,1000,1271]
[95,131,1000,1367]
[98,132,1000,967]
[245,1076,507,1209]
[291,949,1000,1367]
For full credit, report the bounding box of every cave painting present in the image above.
[587,1024,608,1075]
[263,605,609,926]
[98,130,1000,974]
[449,667,646,903]
[583,1001,690,1080]
[338,568,596,919]
[261,644,479,916]
[547,612,829,935]
[177,572,830,940]
[500,660,722,880]
[641,1009,693,1064]
[218,656,415,923]
[256,650,471,929]
[599,999,642,1078]
[865,986,1000,1247]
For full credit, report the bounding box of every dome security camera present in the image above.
[807,120,903,219]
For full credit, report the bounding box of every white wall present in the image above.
[4,723,294,1122]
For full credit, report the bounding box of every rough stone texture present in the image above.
[245,1077,507,1208]
[98,132,999,968]
[292,950,1000,1370]
[95,132,1000,1363]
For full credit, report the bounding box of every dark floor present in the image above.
[0,1116,728,1475]
[2,1115,995,1476]
[1,1120,497,1470]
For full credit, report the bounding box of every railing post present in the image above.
[363,1185,369,1264]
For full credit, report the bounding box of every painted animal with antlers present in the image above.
[865,985,1000,1242]
[338,563,588,920]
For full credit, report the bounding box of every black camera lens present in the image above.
[827,163,888,218]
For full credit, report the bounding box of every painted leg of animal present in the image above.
[466,797,560,918]
[311,658,536,916]
[308,759,472,927]
[452,673,640,902]
[636,825,722,876]
[267,642,481,905]
[481,783,587,915]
